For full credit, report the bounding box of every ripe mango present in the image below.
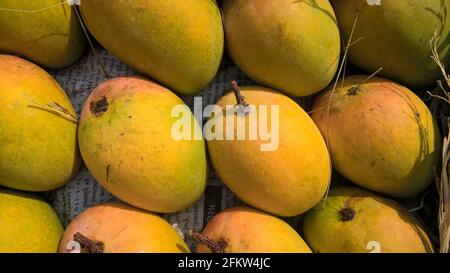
[303,187,433,253]
[0,187,63,253]
[311,75,441,198]
[222,0,340,97]
[334,0,450,88]
[59,202,189,253]
[78,77,207,213]
[0,0,86,68]
[206,85,331,217]
[196,206,311,253]
[0,55,80,191]
[79,0,224,94]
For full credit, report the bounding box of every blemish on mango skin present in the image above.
[338,207,355,222]
[90,96,109,117]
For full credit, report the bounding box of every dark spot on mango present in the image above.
[347,86,360,96]
[339,207,355,222]
[90,96,109,117]
[128,116,133,119]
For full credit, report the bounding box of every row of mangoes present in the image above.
[0,186,434,253]
[0,0,448,253]
[2,0,450,92]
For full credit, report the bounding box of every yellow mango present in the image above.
[222,0,340,97]
[0,187,63,253]
[0,0,86,68]
[79,0,224,94]
[59,202,189,253]
[303,186,434,253]
[196,206,311,253]
[311,75,441,197]
[0,55,80,191]
[78,77,207,213]
[206,85,331,217]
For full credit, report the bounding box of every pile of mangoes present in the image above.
[0,0,448,253]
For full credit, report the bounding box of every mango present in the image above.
[311,75,441,198]
[0,55,80,191]
[206,84,331,217]
[303,186,433,253]
[0,187,63,253]
[79,0,223,94]
[195,206,311,253]
[59,202,189,253]
[334,0,450,88]
[222,0,340,97]
[78,77,207,213]
[0,0,86,68]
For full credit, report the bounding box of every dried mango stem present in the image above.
[231,81,248,107]
[189,230,227,253]
[73,232,105,253]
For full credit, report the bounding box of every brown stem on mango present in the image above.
[231,81,248,107]
[73,232,105,253]
[189,230,227,253]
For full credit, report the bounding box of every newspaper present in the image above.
[47,47,305,251]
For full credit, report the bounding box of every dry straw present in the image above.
[428,33,450,253]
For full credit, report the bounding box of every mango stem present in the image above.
[231,81,248,107]
[73,232,105,253]
[189,230,227,253]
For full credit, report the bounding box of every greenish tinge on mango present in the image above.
[0,0,86,68]
[79,0,224,94]
[303,186,434,253]
[334,0,450,88]
[0,55,80,191]
[0,187,63,253]
[222,0,341,97]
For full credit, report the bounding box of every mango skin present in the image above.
[0,0,86,68]
[0,187,63,253]
[78,77,207,213]
[303,187,433,253]
[59,202,189,253]
[197,206,311,253]
[0,55,80,191]
[222,0,340,97]
[334,0,450,88]
[206,86,331,217]
[311,75,441,198]
[79,0,224,94]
